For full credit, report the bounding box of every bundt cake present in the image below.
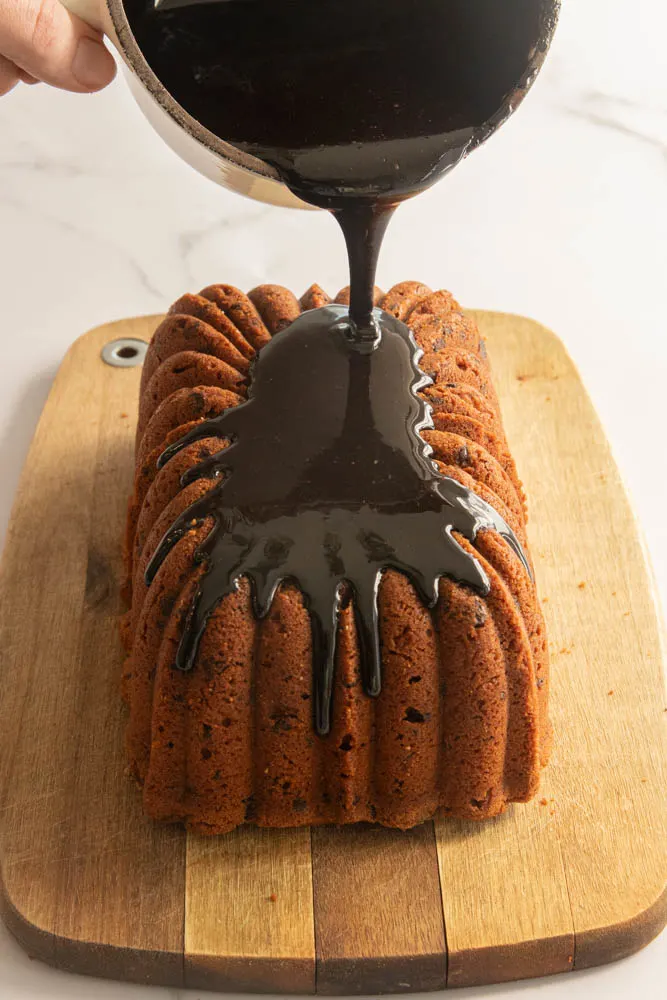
[121,281,551,834]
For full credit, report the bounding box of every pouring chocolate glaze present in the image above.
[125,0,560,330]
[119,0,558,731]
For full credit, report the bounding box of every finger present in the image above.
[0,52,20,96]
[0,0,116,92]
[18,69,40,84]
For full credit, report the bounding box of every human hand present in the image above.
[0,0,116,96]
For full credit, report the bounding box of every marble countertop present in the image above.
[0,0,665,997]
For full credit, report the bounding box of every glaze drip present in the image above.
[145,306,530,735]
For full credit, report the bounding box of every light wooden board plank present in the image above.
[0,311,664,993]
[479,312,667,973]
[435,809,573,988]
[185,826,315,992]
[0,335,103,968]
[52,322,187,984]
[0,321,187,984]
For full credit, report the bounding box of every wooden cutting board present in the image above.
[0,312,665,994]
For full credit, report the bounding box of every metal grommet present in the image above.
[101,338,148,368]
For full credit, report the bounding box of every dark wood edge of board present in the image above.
[315,953,447,995]
[574,885,667,972]
[4,868,666,992]
[0,884,448,996]
[0,875,56,969]
[185,955,315,994]
[0,868,184,989]
[446,934,574,989]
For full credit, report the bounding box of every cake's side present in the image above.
[121,282,551,834]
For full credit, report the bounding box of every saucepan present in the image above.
[60,0,559,210]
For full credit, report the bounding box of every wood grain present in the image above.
[0,320,187,986]
[53,321,187,985]
[185,826,315,992]
[0,311,664,994]
[312,823,446,994]
[0,331,103,970]
[477,312,667,975]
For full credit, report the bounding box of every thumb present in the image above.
[0,0,116,92]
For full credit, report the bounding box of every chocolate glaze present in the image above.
[128,0,554,732]
[145,307,530,734]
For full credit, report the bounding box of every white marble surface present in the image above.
[0,0,665,997]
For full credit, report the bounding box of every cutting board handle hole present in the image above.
[101,338,147,368]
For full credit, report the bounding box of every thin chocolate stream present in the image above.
[333,204,396,334]
[145,307,530,735]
